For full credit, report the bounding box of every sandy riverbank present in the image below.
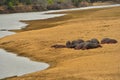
[0,6,120,80]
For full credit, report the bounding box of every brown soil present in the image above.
[0,7,120,80]
[92,1,117,6]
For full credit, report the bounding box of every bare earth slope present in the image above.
[0,7,120,80]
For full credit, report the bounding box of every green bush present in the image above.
[72,0,90,7]
[47,0,54,5]
[8,1,14,9]
[25,0,32,5]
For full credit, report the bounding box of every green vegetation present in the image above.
[72,0,83,7]
[47,0,66,5]
[0,0,119,13]
[0,0,119,6]
[0,0,89,6]
[7,1,14,9]
[25,0,32,5]
[0,0,32,6]
[47,0,54,5]
[0,0,118,7]
[71,0,90,7]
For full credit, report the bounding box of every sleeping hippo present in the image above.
[66,39,84,48]
[75,41,101,50]
[101,38,118,44]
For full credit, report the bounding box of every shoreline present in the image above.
[0,2,119,15]
[11,4,120,33]
[0,1,119,14]
[0,6,120,80]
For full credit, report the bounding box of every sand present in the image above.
[0,7,120,80]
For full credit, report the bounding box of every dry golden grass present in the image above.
[0,7,120,80]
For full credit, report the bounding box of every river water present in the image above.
[0,4,120,79]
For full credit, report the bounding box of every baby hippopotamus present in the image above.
[101,38,118,44]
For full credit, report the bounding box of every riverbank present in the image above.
[0,6,120,80]
[0,1,119,14]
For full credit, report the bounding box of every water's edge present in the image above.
[0,49,50,79]
[0,4,120,79]
[0,6,67,79]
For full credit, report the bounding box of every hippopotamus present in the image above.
[74,42,85,50]
[51,44,66,48]
[86,38,99,44]
[90,38,100,44]
[71,39,84,48]
[75,41,102,50]
[66,39,84,48]
[101,38,118,44]
[82,42,102,50]
[66,41,73,48]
